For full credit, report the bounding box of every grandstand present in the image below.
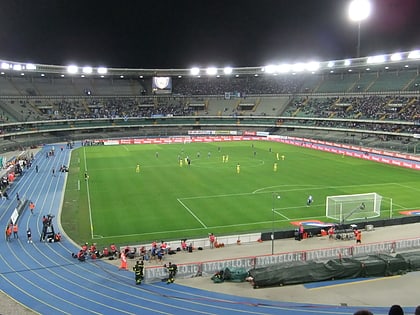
[0,51,419,315]
[0,52,419,159]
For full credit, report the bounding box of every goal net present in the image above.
[326,193,383,223]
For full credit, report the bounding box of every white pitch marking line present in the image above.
[177,198,207,229]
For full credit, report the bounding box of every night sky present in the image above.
[0,0,418,69]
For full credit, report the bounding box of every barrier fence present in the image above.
[141,236,420,283]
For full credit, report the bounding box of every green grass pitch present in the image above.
[61,141,420,247]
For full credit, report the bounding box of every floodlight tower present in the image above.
[348,0,371,58]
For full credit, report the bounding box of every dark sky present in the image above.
[0,0,418,69]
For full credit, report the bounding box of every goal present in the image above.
[326,193,383,223]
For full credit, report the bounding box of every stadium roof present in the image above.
[1,50,419,79]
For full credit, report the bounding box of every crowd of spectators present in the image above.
[9,94,418,125]
[286,95,419,123]
[35,97,194,120]
[172,75,303,95]
[0,75,418,146]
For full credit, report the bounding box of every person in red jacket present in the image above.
[12,224,18,239]
[209,233,216,249]
[356,230,362,244]
[6,225,12,242]
[110,244,118,256]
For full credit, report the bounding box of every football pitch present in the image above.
[61,141,420,247]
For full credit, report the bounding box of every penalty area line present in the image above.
[274,209,290,220]
[177,198,207,229]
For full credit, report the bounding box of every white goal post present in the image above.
[326,193,383,223]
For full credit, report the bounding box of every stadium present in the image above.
[1,6,420,315]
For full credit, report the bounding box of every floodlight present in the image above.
[13,64,22,71]
[41,73,45,77]
[120,75,124,78]
[408,50,420,59]
[349,0,371,58]
[327,61,335,68]
[82,66,93,74]
[264,65,277,74]
[206,67,217,75]
[20,73,24,76]
[390,53,402,61]
[190,67,200,76]
[67,65,78,74]
[344,59,351,66]
[223,67,233,75]
[26,63,36,70]
[97,67,108,74]
[1,62,10,69]
[277,64,290,73]
[292,63,305,72]
[60,74,65,77]
[348,0,371,22]
[306,61,320,72]
[367,55,386,64]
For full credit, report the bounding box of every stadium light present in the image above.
[67,65,78,74]
[278,64,291,73]
[390,53,402,61]
[223,66,233,75]
[271,193,281,255]
[82,66,93,74]
[408,50,420,59]
[348,0,371,58]
[97,67,108,74]
[1,62,10,69]
[206,67,217,76]
[367,54,386,64]
[292,63,305,72]
[190,67,200,76]
[26,63,36,70]
[306,61,320,72]
[263,64,277,74]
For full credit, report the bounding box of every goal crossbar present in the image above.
[326,192,382,223]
